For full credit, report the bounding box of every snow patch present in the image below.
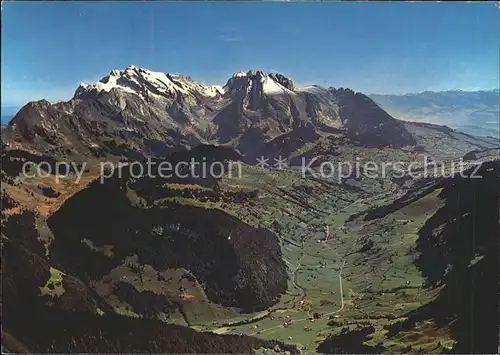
[202,85,226,97]
[77,66,224,100]
[260,74,296,96]
[261,75,285,94]
[233,72,248,78]
[298,85,327,94]
[93,75,137,94]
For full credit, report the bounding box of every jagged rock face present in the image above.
[213,71,300,145]
[270,73,294,91]
[4,93,202,160]
[2,65,434,162]
[3,66,226,160]
[223,70,296,102]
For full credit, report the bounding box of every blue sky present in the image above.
[2,1,499,107]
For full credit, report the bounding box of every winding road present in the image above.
[249,240,347,336]
[248,191,395,337]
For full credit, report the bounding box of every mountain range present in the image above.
[2,66,498,163]
[1,65,499,353]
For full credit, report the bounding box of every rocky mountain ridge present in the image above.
[6,65,494,165]
[1,66,499,353]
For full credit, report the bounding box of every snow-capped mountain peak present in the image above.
[223,70,295,96]
[74,66,298,102]
[74,66,225,100]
